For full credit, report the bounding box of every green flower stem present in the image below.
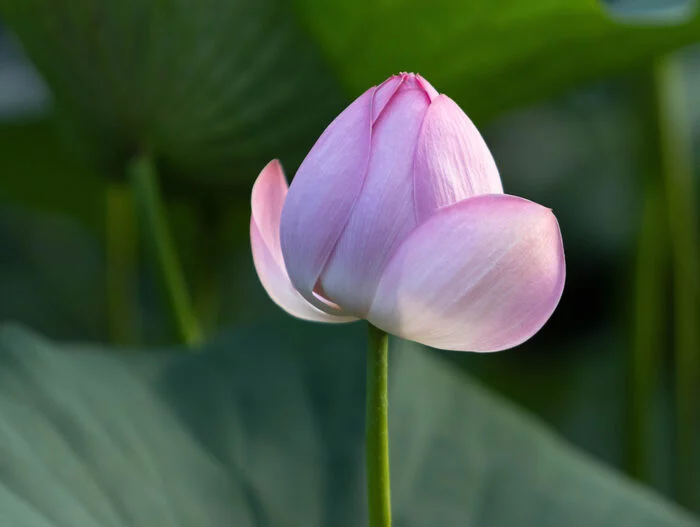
[366,323,392,527]
[128,154,203,347]
[628,179,666,482]
[626,68,668,483]
[653,56,700,509]
[193,201,225,333]
[106,179,138,345]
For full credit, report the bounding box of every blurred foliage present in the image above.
[0,0,347,186]
[0,323,697,526]
[0,0,700,522]
[0,0,699,191]
[0,205,106,340]
[295,0,700,123]
[0,118,104,235]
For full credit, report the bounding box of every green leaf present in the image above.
[0,205,107,340]
[0,203,182,345]
[293,0,700,123]
[0,322,696,526]
[4,1,700,191]
[0,0,347,185]
[0,118,105,235]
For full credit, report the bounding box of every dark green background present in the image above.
[0,0,699,524]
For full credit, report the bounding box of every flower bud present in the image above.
[251,73,565,352]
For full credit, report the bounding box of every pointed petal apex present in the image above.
[251,159,288,264]
[413,96,503,222]
[250,162,355,323]
[416,74,439,101]
[373,75,404,123]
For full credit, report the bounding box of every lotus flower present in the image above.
[250,73,565,352]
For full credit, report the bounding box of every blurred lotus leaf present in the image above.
[0,204,106,340]
[0,0,347,187]
[0,323,696,526]
[295,0,700,123]
[0,119,104,232]
[1,0,700,192]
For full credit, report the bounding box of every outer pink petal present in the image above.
[251,161,356,323]
[368,194,565,352]
[251,160,288,266]
[413,95,503,223]
[280,88,374,310]
[318,84,430,316]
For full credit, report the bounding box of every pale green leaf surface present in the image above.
[0,323,696,526]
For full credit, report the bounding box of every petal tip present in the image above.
[251,159,287,210]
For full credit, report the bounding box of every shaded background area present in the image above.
[0,0,699,521]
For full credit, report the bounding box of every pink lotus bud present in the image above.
[250,73,565,352]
